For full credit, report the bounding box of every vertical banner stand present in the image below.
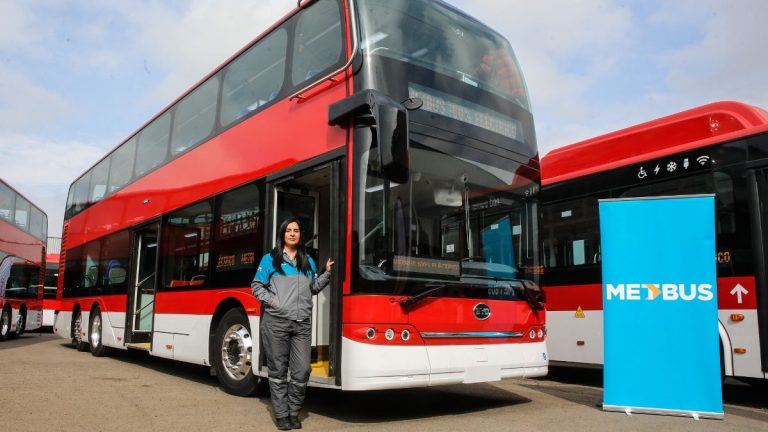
[600,195,723,419]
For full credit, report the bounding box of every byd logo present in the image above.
[606,283,714,301]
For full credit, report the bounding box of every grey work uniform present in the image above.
[251,251,330,419]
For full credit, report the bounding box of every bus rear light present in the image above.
[529,329,536,339]
[734,348,747,354]
[730,314,744,322]
[537,329,544,339]
[576,340,585,346]
[344,324,423,345]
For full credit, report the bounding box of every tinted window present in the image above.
[100,230,130,295]
[220,29,287,126]
[172,77,220,156]
[5,258,40,299]
[291,0,343,85]
[212,183,262,288]
[82,240,101,291]
[0,181,14,222]
[135,112,171,178]
[541,197,601,269]
[71,172,91,216]
[108,137,137,194]
[90,156,111,203]
[63,246,83,298]
[161,201,212,290]
[14,195,30,229]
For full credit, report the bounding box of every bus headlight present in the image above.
[366,328,376,340]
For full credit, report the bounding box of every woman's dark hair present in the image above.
[271,217,312,275]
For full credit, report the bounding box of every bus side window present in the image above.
[220,29,287,126]
[541,197,600,269]
[291,0,343,87]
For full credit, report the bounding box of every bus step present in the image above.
[125,342,151,351]
[310,360,330,377]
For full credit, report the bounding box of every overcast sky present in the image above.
[1,0,766,237]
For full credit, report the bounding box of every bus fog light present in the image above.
[365,328,376,340]
[537,329,544,339]
[529,329,536,339]
[385,328,395,341]
[401,329,411,341]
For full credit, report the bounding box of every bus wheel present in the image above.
[0,307,10,341]
[73,312,89,352]
[89,308,110,357]
[14,311,25,337]
[213,309,264,397]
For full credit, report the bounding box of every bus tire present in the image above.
[14,310,25,337]
[73,311,89,352]
[213,308,264,397]
[0,307,10,341]
[89,308,110,357]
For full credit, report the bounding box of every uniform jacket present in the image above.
[251,251,331,321]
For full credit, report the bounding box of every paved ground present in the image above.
[1,333,766,431]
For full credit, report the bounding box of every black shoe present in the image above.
[275,417,292,431]
[289,415,302,429]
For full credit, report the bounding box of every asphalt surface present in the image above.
[1,333,766,431]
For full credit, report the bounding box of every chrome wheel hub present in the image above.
[91,315,101,349]
[220,324,253,381]
[0,310,8,336]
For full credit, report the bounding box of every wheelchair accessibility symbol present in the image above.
[638,166,648,179]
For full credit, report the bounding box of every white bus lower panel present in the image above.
[341,337,548,391]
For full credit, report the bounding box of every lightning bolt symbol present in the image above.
[645,284,661,300]
[654,165,660,175]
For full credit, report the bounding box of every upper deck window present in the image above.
[291,0,344,86]
[108,137,137,194]
[220,29,287,127]
[134,112,171,178]
[356,0,530,111]
[0,181,14,223]
[172,77,219,156]
[14,194,30,229]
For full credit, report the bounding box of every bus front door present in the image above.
[268,161,342,386]
[126,224,159,346]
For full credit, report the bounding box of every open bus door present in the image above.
[265,160,343,387]
[125,223,160,347]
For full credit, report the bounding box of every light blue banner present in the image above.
[600,196,722,419]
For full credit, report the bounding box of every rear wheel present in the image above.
[14,311,25,337]
[73,312,89,352]
[213,309,265,397]
[89,308,110,357]
[0,307,10,341]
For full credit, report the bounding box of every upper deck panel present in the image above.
[542,101,768,186]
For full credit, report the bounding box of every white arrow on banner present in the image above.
[730,284,748,304]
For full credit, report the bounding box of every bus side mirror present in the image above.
[329,89,410,183]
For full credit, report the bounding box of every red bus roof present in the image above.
[542,101,768,186]
[46,253,60,264]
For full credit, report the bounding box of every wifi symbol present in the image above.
[696,156,711,165]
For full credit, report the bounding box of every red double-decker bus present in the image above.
[54,0,546,395]
[0,179,47,340]
[541,101,768,381]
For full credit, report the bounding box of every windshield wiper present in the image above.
[398,283,454,309]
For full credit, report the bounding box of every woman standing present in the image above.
[251,218,333,430]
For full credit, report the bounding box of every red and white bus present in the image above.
[0,179,47,340]
[54,0,546,395]
[43,251,60,327]
[541,101,768,380]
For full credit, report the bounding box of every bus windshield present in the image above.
[356,0,530,111]
[356,138,539,296]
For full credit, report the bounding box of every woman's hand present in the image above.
[325,258,334,273]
